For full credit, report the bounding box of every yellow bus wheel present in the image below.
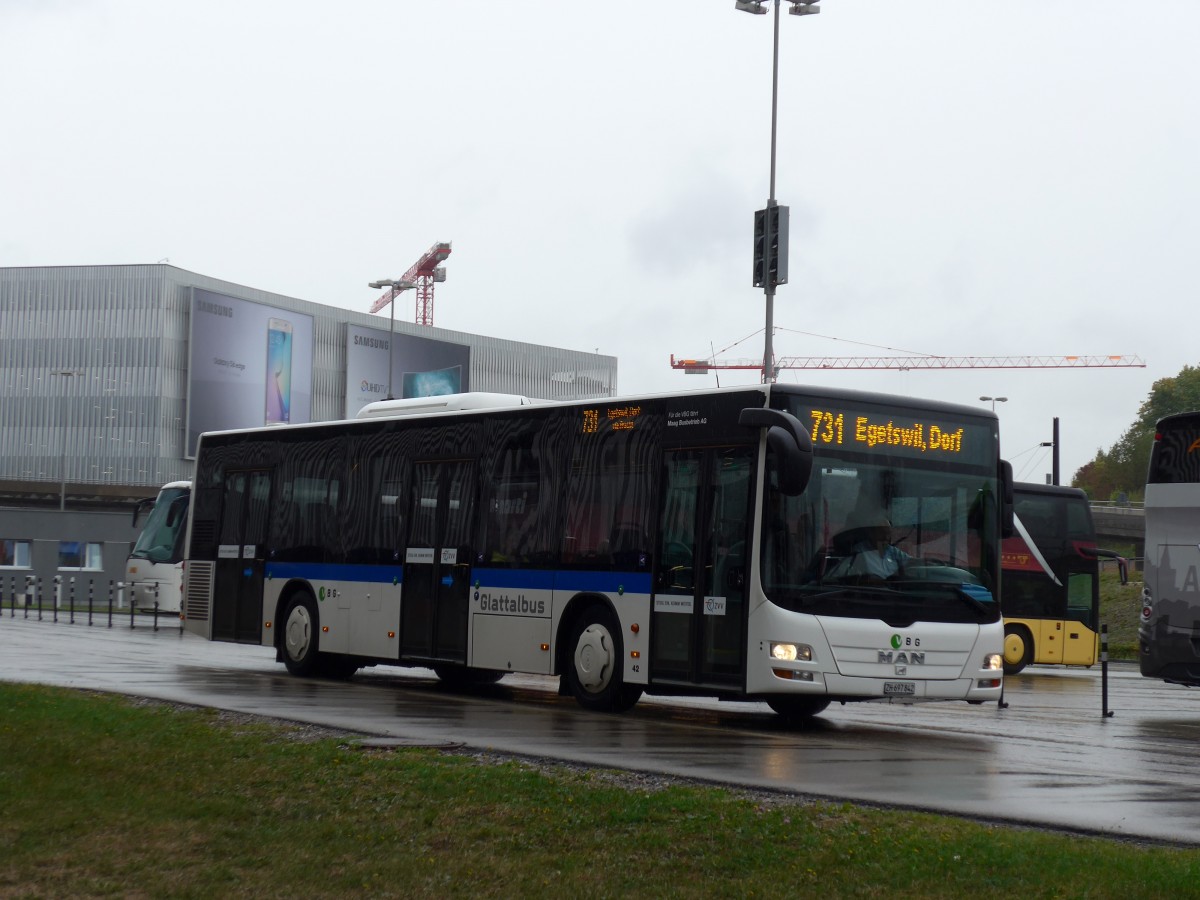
[1003,624,1033,675]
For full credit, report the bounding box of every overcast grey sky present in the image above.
[3,1,1196,484]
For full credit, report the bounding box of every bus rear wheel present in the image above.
[281,591,321,677]
[566,604,642,713]
[1003,624,1033,675]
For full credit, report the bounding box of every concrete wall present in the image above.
[0,507,138,606]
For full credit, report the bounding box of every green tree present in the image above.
[1072,364,1200,499]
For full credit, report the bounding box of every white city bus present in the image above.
[1140,411,1200,684]
[182,385,1008,721]
[125,481,191,614]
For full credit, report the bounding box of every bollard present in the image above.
[1101,624,1115,719]
[36,577,42,621]
[24,577,32,619]
[52,576,58,623]
[69,577,76,625]
[107,581,115,629]
[130,585,136,629]
[153,599,159,632]
[88,579,94,626]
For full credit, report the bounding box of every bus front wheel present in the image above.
[1003,624,1034,675]
[281,591,321,677]
[566,604,642,713]
[767,696,831,724]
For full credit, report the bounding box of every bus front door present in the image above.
[400,460,477,663]
[651,447,753,689]
[211,469,271,644]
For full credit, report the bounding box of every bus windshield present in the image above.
[762,396,1000,627]
[130,485,190,565]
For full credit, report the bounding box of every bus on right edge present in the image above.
[1140,411,1200,685]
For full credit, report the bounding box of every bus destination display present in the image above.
[808,407,974,457]
[582,404,642,434]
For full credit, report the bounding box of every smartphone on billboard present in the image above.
[265,318,293,425]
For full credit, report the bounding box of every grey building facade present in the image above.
[0,264,617,593]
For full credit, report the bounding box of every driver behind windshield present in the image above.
[826,504,911,582]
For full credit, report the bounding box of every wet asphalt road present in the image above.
[4,615,1200,845]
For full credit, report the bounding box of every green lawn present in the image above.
[1,683,1197,898]
[1100,566,1142,659]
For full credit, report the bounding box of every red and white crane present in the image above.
[370,241,452,326]
[670,353,1146,373]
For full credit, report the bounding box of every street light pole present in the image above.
[367,279,417,400]
[51,369,81,511]
[979,395,1008,412]
[740,0,819,384]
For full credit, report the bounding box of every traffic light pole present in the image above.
[762,0,782,384]
[745,1,817,383]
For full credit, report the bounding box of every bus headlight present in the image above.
[771,642,813,662]
[982,653,1002,671]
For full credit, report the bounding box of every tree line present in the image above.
[1072,364,1200,501]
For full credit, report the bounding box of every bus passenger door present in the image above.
[650,447,753,689]
[1063,571,1099,665]
[212,469,272,644]
[400,460,476,663]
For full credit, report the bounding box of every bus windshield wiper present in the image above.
[904,581,993,615]
[805,584,904,601]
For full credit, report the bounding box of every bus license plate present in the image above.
[884,682,916,696]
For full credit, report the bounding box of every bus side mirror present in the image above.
[1000,460,1015,538]
[739,407,814,496]
[131,497,155,528]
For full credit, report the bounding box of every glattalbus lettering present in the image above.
[853,416,964,454]
[475,592,546,615]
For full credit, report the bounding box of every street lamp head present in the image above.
[788,2,821,15]
[369,279,417,291]
[735,0,768,13]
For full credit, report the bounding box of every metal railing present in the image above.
[2,575,179,632]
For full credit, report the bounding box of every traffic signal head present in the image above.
[753,208,768,288]
[768,205,789,286]
[752,205,789,288]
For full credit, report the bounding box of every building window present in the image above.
[0,539,32,568]
[58,541,103,570]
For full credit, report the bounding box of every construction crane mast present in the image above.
[670,354,1146,374]
[369,241,452,326]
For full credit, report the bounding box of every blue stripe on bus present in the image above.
[473,569,652,594]
[264,562,652,595]
[267,562,402,584]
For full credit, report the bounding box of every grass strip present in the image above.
[0,683,1195,898]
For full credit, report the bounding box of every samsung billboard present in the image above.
[345,324,471,417]
[186,289,314,455]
